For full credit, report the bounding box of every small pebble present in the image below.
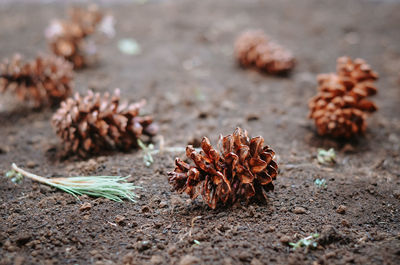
[79,202,92,212]
[250,258,263,265]
[341,219,351,227]
[238,251,252,262]
[266,226,275,232]
[150,255,164,264]
[115,215,126,225]
[141,205,151,213]
[293,207,306,214]
[336,205,347,214]
[393,189,400,199]
[178,255,200,265]
[279,235,291,244]
[159,201,168,208]
[26,161,37,168]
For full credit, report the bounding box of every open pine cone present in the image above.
[0,54,73,107]
[168,128,278,209]
[308,56,378,138]
[234,29,295,74]
[52,89,158,157]
[45,5,105,68]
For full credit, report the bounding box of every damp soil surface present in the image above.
[1,0,400,264]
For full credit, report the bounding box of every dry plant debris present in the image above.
[52,89,158,157]
[45,5,109,68]
[309,56,378,138]
[168,128,278,209]
[7,163,139,202]
[234,29,295,74]
[0,54,73,107]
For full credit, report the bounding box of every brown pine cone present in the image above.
[52,89,158,157]
[45,5,104,69]
[234,29,295,74]
[308,57,378,138]
[168,128,278,209]
[0,54,73,107]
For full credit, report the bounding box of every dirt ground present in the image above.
[1,0,400,264]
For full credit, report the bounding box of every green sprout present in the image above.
[137,139,154,167]
[317,148,336,165]
[289,233,319,250]
[8,163,139,202]
[6,170,24,184]
[314,178,327,189]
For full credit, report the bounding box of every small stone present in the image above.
[238,251,252,262]
[280,207,288,213]
[79,202,92,212]
[336,205,347,214]
[279,235,291,244]
[159,201,168,208]
[168,245,177,255]
[250,258,263,265]
[0,145,9,154]
[393,189,400,199]
[150,255,164,264]
[26,161,37,168]
[115,215,126,226]
[178,255,200,265]
[266,226,275,232]
[341,144,355,153]
[141,206,151,213]
[16,233,31,246]
[293,207,306,214]
[14,256,25,265]
[341,219,351,227]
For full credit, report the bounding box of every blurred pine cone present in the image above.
[168,128,278,209]
[0,54,73,107]
[309,56,378,138]
[52,89,158,157]
[45,5,104,69]
[234,29,295,74]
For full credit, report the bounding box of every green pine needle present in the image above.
[289,233,320,250]
[9,163,140,202]
[317,148,336,165]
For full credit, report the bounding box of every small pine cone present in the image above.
[0,54,73,107]
[45,5,104,69]
[309,57,378,138]
[234,29,295,74]
[168,128,278,209]
[52,89,158,157]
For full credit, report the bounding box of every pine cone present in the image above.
[52,89,158,157]
[0,54,73,107]
[45,5,104,69]
[168,128,278,209]
[308,57,378,138]
[234,29,295,74]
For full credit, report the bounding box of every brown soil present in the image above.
[1,0,400,264]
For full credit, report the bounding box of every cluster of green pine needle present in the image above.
[8,163,139,202]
